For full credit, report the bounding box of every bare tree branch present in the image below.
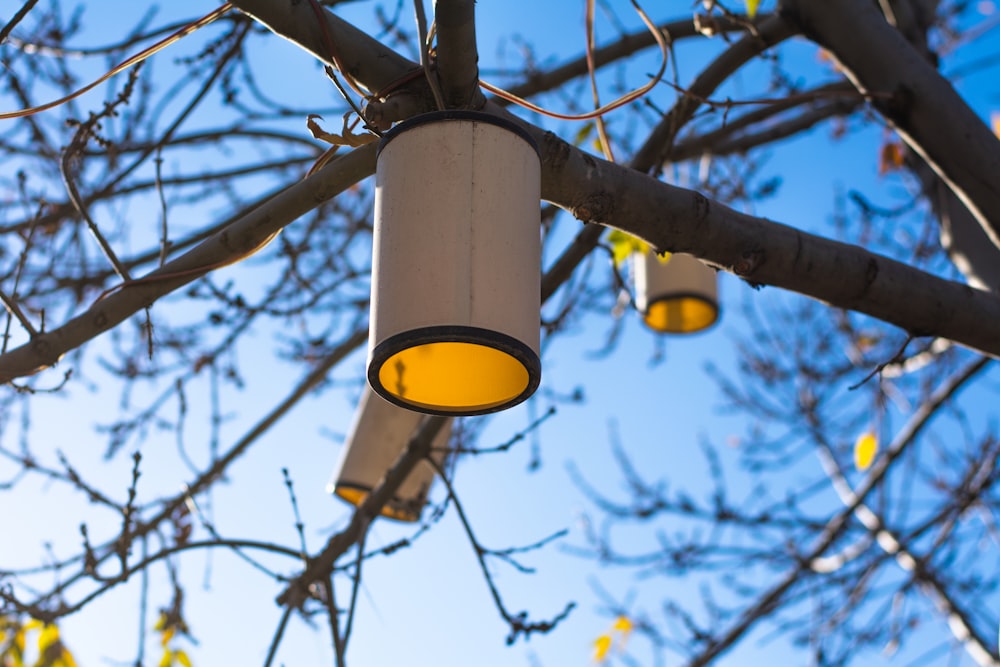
[0,144,376,382]
[781,0,1000,250]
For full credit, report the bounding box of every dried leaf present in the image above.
[992,111,1000,139]
[878,141,905,175]
[306,113,376,148]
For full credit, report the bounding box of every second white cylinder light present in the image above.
[634,250,719,334]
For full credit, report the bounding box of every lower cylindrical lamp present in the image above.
[634,250,719,334]
[367,111,542,416]
[328,387,451,523]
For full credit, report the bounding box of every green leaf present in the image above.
[573,122,595,146]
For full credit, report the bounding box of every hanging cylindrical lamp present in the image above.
[328,387,452,523]
[367,111,541,415]
[634,250,719,334]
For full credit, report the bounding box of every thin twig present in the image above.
[585,0,615,162]
[424,456,576,644]
[155,147,170,266]
[341,518,369,650]
[0,0,40,45]
[0,4,232,120]
[444,406,557,455]
[2,200,44,351]
[323,576,346,667]
[848,334,915,390]
[276,415,448,608]
[262,606,294,667]
[61,94,139,283]
[413,0,445,110]
[282,468,310,562]
[0,289,38,339]
[136,538,150,667]
[184,490,287,581]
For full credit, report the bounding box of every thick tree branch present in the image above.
[433,0,484,108]
[277,415,448,609]
[232,0,416,95]
[780,0,1000,250]
[528,123,1000,359]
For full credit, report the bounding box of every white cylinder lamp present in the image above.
[368,111,542,415]
[634,250,719,334]
[328,387,452,523]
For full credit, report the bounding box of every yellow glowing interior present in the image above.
[335,487,419,523]
[377,341,529,413]
[644,297,718,334]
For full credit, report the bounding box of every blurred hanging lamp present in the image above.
[367,111,542,415]
[328,387,452,523]
[634,249,719,334]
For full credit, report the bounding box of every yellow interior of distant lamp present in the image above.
[644,296,718,334]
[377,341,529,413]
[335,487,419,523]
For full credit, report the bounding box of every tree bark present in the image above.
[433,0,484,108]
[780,0,1000,251]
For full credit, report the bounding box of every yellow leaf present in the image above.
[174,649,193,667]
[745,0,761,18]
[992,112,1000,139]
[593,634,613,662]
[56,647,79,667]
[606,230,649,267]
[159,648,174,667]
[37,624,59,651]
[854,432,878,471]
[161,626,175,647]
[611,616,633,636]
